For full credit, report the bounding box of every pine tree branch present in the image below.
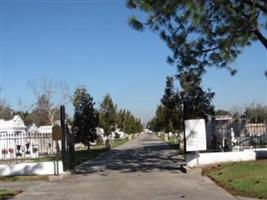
[200,45,220,53]
[227,1,267,49]
[242,0,267,15]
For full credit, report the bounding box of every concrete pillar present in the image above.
[128,134,132,141]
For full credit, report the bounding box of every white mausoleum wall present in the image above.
[186,149,267,168]
[0,161,63,176]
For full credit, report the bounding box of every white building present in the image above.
[0,115,26,134]
[0,115,27,159]
[38,125,53,134]
[0,116,55,160]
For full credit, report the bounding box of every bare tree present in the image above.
[0,99,13,120]
[28,77,71,126]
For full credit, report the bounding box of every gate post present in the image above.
[60,105,67,171]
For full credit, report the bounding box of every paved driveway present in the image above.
[14,134,237,200]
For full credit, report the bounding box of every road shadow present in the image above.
[75,141,184,174]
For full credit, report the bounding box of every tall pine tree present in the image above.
[161,76,177,132]
[117,109,143,134]
[179,69,215,120]
[148,72,214,132]
[99,94,118,135]
[147,104,167,132]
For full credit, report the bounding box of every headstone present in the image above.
[164,134,168,142]
[105,138,112,150]
[128,134,132,141]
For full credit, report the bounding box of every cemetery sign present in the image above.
[52,125,62,141]
[185,119,207,152]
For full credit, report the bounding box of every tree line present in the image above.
[148,73,267,134]
[72,86,143,149]
[0,79,143,150]
[147,71,215,133]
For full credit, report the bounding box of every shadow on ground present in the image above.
[75,140,184,174]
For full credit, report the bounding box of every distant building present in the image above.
[206,115,233,151]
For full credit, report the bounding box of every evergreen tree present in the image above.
[161,76,179,132]
[172,90,184,131]
[135,118,144,133]
[179,69,215,120]
[147,105,167,132]
[72,87,99,150]
[161,76,175,109]
[117,109,129,132]
[99,94,118,135]
[117,109,143,134]
[148,76,184,133]
[128,0,267,76]
[148,71,214,132]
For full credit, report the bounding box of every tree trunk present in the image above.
[87,142,90,151]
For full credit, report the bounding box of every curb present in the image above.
[181,164,202,174]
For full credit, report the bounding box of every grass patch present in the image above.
[0,175,49,182]
[159,135,180,150]
[167,136,180,150]
[203,160,267,199]
[112,138,129,148]
[74,138,129,166]
[74,145,108,166]
[0,189,20,200]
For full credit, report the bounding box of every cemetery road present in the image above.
[14,134,237,200]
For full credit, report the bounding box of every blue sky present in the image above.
[0,0,266,121]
